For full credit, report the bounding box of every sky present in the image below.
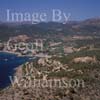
[0,0,100,22]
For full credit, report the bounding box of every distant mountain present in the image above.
[0,18,100,41]
[82,17,100,25]
[71,18,100,35]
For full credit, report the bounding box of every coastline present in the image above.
[0,51,34,57]
[0,51,34,89]
[0,51,19,55]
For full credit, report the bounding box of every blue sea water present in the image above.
[0,52,34,89]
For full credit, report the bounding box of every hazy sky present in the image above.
[0,0,100,22]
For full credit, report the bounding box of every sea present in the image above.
[0,52,35,89]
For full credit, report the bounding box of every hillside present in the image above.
[0,18,100,41]
[0,50,100,100]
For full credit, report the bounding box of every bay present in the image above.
[0,52,34,89]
